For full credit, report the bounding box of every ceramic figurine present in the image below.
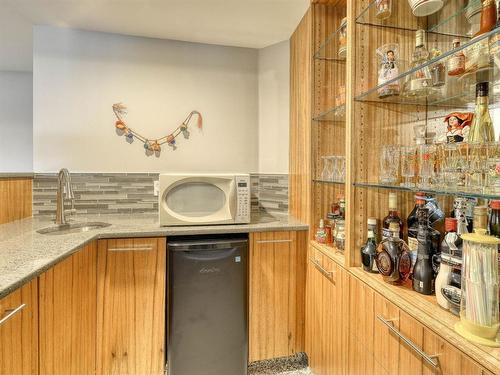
[377,44,400,98]
[444,112,474,143]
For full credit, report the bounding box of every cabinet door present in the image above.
[374,293,400,375]
[0,279,38,375]
[422,328,483,375]
[398,311,424,375]
[39,241,97,375]
[96,238,166,375]
[249,231,307,362]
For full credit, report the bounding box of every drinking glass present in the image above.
[320,156,332,181]
[339,156,346,182]
[417,144,437,188]
[441,143,460,189]
[454,143,470,188]
[400,146,417,187]
[329,156,338,182]
[467,143,487,192]
[379,145,400,184]
[485,142,500,194]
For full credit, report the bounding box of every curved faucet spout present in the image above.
[55,168,75,225]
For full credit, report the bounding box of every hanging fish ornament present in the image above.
[112,103,202,156]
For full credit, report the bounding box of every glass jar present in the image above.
[334,219,346,252]
[447,39,466,76]
[455,228,500,347]
[375,0,392,20]
[430,47,446,87]
[376,43,401,98]
[338,17,347,60]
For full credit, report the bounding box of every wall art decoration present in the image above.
[112,103,203,156]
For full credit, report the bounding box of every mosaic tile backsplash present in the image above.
[33,173,288,216]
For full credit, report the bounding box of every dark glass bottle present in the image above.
[383,193,403,240]
[407,192,426,265]
[412,207,436,295]
[361,228,378,273]
[489,200,500,238]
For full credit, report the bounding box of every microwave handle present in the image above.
[228,179,237,218]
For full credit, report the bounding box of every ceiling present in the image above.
[1,0,309,72]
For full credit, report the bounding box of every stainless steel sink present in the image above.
[37,222,111,235]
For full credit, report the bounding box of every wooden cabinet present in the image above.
[96,238,166,375]
[39,241,97,375]
[306,245,348,375]
[249,231,307,362]
[0,279,38,375]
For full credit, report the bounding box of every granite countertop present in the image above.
[0,213,307,299]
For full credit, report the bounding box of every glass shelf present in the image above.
[314,179,345,185]
[354,27,500,108]
[356,0,479,38]
[354,182,500,200]
[314,21,347,61]
[313,104,346,122]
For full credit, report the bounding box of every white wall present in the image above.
[33,26,259,173]
[258,41,290,174]
[0,71,33,172]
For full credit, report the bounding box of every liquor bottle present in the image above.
[469,82,495,143]
[435,218,462,310]
[376,222,412,284]
[382,192,403,240]
[412,207,437,295]
[315,219,327,244]
[489,200,500,237]
[447,39,465,76]
[403,29,433,97]
[475,0,497,36]
[407,193,443,267]
[361,219,379,273]
[451,196,475,233]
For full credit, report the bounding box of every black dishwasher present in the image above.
[167,235,248,375]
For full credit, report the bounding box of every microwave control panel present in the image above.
[235,175,251,223]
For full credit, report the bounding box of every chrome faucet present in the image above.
[55,168,75,225]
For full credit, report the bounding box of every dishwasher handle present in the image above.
[168,239,248,252]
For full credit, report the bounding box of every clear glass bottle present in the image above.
[469,82,495,143]
[430,47,446,87]
[447,39,465,76]
[376,43,401,98]
[315,219,327,244]
[403,30,434,98]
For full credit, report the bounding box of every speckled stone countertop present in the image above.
[0,213,307,299]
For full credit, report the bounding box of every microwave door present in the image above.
[162,178,235,225]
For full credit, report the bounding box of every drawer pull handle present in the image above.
[255,239,293,244]
[377,315,440,369]
[0,304,26,326]
[310,257,335,284]
[108,246,154,252]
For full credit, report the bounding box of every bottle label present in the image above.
[382,228,399,239]
[408,236,418,265]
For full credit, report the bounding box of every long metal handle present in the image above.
[0,304,26,326]
[310,257,335,283]
[256,239,293,244]
[108,246,154,252]
[377,315,440,369]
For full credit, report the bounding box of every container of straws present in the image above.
[455,228,500,347]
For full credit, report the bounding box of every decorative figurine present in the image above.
[444,112,474,143]
[375,0,392,20]
[377,44,400,98]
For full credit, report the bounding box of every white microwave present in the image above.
[159,174,251,226]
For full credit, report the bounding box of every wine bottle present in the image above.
[382,192,403,240]
[412,207,437,295]
[469,82,495,143]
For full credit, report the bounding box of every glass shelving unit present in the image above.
[356,0,479,38]
[314,179,345,185]
[354,27,500,108]
[313,105,346,122]
[354,181,500,200]
[314,22,347,61]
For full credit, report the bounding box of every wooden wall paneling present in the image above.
[0,178,32,225]
[96,238,166,375]
[249,231,307,362]
[290,8,313,225]
[39,241,97,375]
[0,279,38,375]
